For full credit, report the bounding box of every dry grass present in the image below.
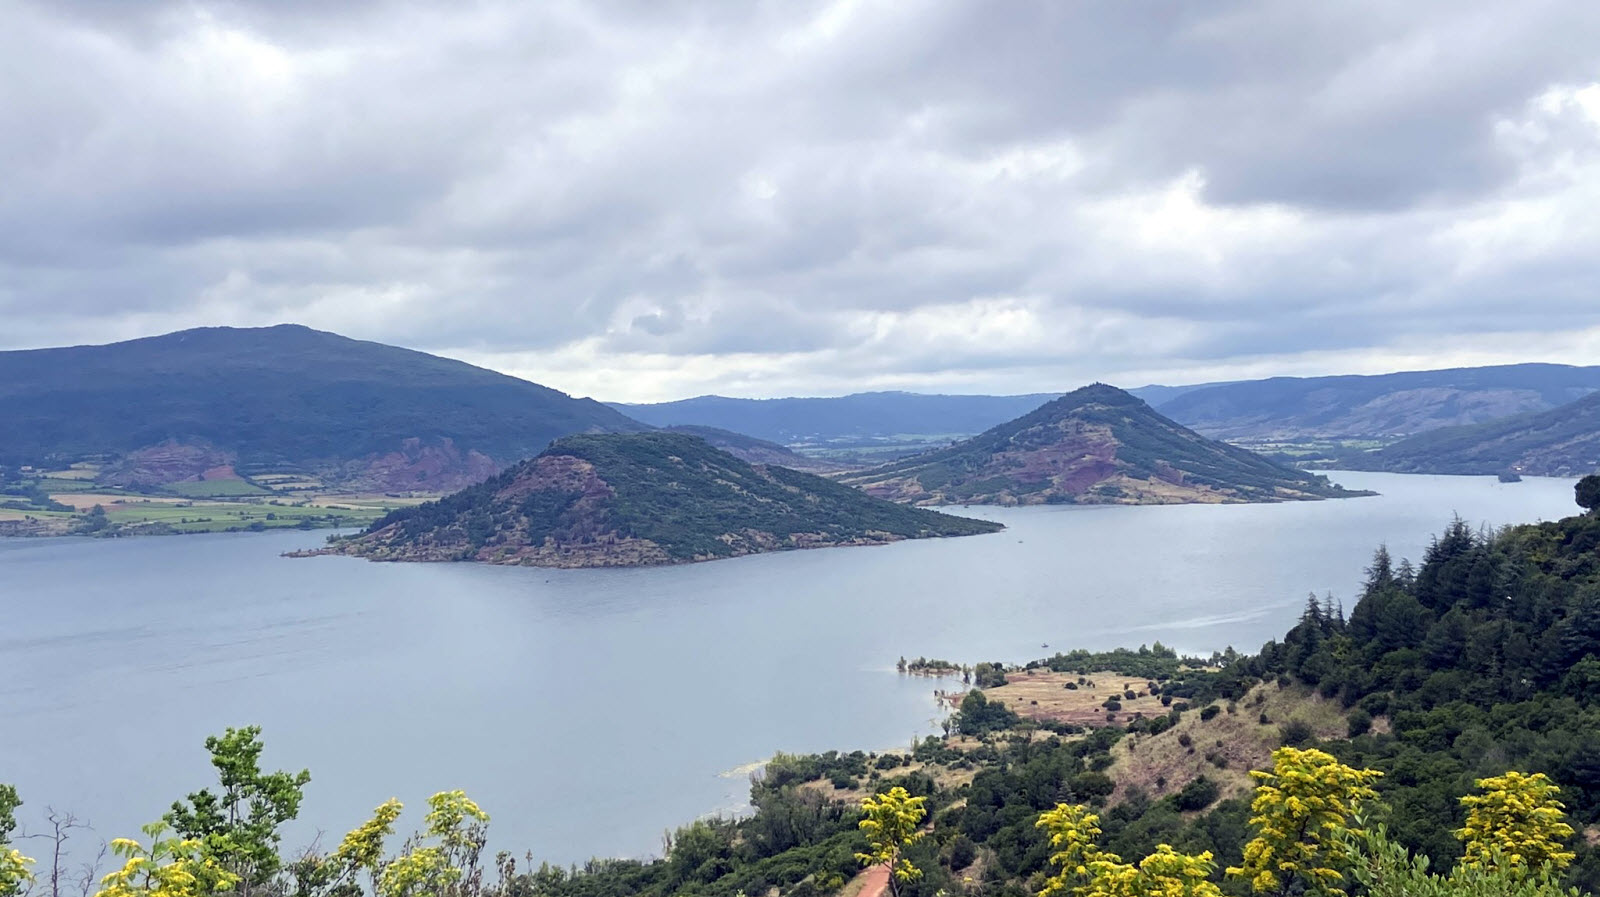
[306,493,436,510]
[41,464,99,481]
[48,493,186,510]
[1106,682,1353,805]
[975,669,1170,727]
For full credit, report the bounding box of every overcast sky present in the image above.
[4,1,1600,401]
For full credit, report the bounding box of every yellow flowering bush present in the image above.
[1457,772,1575,876]
[0,846,34,897]
[93,822,239,897]
[856,787,927,897]
[1227,747,1381,897]
[1036,804,1220,897]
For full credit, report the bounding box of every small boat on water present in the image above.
[1498,471,1523,483]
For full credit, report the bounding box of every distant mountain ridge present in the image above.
[659,425,848,472]
[609,365,1600,450]
[608,391,1066,443]
[1155,363,1600,440]
[315,432,1003,567]
[840,384,1364,506]
[0,325,648,490]
[1342,389,1600,476]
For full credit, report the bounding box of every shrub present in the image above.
[1279,719,1315,746]
[946,834,977,870]
[1174,775,1221,811]
[1347,708,1373,738]
[1359,692,1390,716]
[1123,689,1137,700]
[1102,698,1122,711]
[1200,705,1221,722]
[1177,733,1193,748]
[1259,712,1271,725]
[1069,771,1116,803]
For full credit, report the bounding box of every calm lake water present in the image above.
[0,471,1580,864]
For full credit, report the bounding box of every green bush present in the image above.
[1347,708,1373,737]
[1279,719,1315,746]
[1173,776,1220,811]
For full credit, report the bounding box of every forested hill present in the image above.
[0,325,647,489]
[1341,389,1600,476]
[839,383,1364,505]
[1221,491,1600,877]
[1156,362,1600,441]
[318,432,1002,567]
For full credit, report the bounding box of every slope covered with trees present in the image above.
[320,432,1002,567]
[1341,390,1600,476]
[0,325,647,490]
[840,384,1364,506]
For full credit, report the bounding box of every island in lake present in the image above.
[840,383,1368,506]
[305,431,1003,567]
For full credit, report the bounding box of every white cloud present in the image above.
[3,1,1600,400]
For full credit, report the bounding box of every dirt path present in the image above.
[852,865,891,897]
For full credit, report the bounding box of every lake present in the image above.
[0,471,1580,865]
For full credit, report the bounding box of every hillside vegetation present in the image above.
[840,384,1364,506]
[1342,389,1600,476]
[0,325,646,490]
[320,432,1002,566]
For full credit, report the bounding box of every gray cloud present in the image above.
[2,0,1599,399]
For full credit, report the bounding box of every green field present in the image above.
[101,500,384,534]
[165,479,275,497]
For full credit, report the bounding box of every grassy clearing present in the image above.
[167,479,274,497]
[1106,682,1354,805]
[251,474,326,490]
[41,463,100,480]
[49,492,186,510]
[101,499,384,533]
[0,507,74,521]
[34,476,107,493]
[978,669,1171,727]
